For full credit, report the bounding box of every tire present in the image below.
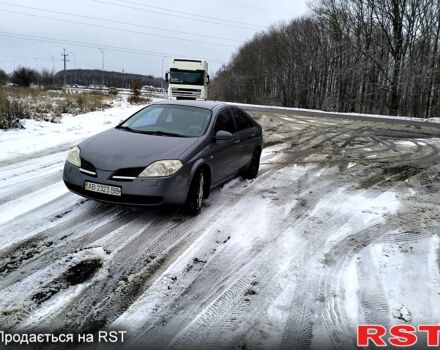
[184,171,205,215]
[242,148,261,179]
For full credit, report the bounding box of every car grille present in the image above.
[80,158,97,177]
[113,167,144,177]
[81,158,96,172]
[111,167,144,181]
[79,160,143,181]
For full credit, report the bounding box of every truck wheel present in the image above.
[185,171,204,215]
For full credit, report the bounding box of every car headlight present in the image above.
[66,146,81,167]
[139,160,183,177]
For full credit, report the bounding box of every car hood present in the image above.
[79,128,198,170]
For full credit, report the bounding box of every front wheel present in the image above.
[242,148,261,179]
[184,172,204,216]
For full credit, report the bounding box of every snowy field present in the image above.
[0,100,440,349]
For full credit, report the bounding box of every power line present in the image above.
[0,52,97,70]
[0,2,242,43]
[212,0,292,16]
[0,52,55,60]
[0,31,227,63]
[0,32,175,57]
[0,8,237,48]
[90,0,264,30]
[113,0,264,29]
[75,57,96,69]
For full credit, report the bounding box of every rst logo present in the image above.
[357,325,440,347]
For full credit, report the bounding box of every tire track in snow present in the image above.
[38,163,283,333]
[117,168,352,349]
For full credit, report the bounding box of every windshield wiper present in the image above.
[116,125,135,132]
[117,127,188,137]
[140,130,188,137]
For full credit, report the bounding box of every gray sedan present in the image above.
[63,100,263,215]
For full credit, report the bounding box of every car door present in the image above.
[209,108,242,185]
[231,108,259,168]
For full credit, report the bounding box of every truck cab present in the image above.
[166,58,209,100]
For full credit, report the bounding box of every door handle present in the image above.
[234,139,241,143]
[250,133,256,137]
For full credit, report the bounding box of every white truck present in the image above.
[166,58,209,100]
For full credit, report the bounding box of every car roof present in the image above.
[153,99,227,110]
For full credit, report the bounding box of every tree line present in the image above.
[210,0,440,117]
[55,69,163,88]
[0,67,163,89]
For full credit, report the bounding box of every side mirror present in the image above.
[165,72,169,82]
[215,130,232,140]
[206,74,210,85]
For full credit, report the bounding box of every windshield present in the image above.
[119,105,212,137]
[170,69,205,85]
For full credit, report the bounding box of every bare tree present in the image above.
[11,67,39,88]
[39,69,55,87]
[211,0,440,118]
[0,69,8,85]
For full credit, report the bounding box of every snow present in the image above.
[366,234,440,324]
[395,140,418,147]
[0,182,66,225]
[9,247,108,331]
[342,259,360,325]
[0,98,148,163]
[111,165,311,338]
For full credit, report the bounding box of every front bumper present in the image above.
[63,162,190,206]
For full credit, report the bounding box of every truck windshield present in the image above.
[170,69,204,85]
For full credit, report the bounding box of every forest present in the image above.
[0,67,163,89]
[55,69,163,88]
[210,0,440,117]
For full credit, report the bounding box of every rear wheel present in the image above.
[242,148,261,179]
[185,171,204,215]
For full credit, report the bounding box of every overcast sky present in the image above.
[0,0,309,77]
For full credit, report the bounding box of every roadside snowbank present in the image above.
[0,98,148,163]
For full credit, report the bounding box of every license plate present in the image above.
[84,181,121,196]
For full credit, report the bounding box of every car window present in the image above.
[232,109,254,131]
[215,108,235,134]
[121,105,212,137]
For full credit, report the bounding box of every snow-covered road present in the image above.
[1,102,440,349]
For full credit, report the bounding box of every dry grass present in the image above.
[128,95,151,105]
[0,87,114,129]
[58,93,112,114]
[0,90,25,129]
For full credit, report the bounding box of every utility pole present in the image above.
[161,56,168,94]
[121,69,124,89]
[33,57,39,71]
[49,55,54,72]
[67,50,77,85]
[99,48,104,87]
[61,49,69,89]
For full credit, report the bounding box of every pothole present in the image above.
[31,258,103,305]
[64,259,103,286]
